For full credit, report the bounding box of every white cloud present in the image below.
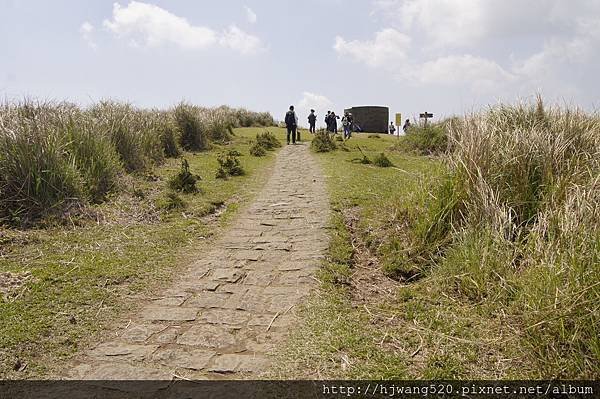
[412,55,515,91]
[373,0,600,49]
[297,92,333,127]
[337,1,600,95]
[334,29,411,68]
[102,1,265,55]
[245,6,257,24]
[219,25,264,55]
[103,1,217,50]
[80,21,97,50]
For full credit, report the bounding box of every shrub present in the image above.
[256,131,281,150]
[249,141,267,157]
[400,123,448,155]
[368,134,381,139]
[168,158,200,194]
[157,191,186,211]
[216,150,245,178]
[174,103,208,151]
[373,153,393,167]
[311,130,337,153]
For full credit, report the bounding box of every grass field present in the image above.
[0,127,286,378]
[274,109,598,380]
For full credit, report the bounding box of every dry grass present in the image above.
[0,99,274,226]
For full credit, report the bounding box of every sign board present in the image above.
[395,113,402,126]
[419,112,434,118]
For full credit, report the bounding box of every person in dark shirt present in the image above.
[330,112,340,134]
[284,105,298,144]
[403,119,411,133]
[325,111,332,132]
[308,109,317,134]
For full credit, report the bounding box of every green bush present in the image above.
[216,150,245,178]
[373,153,393,167]
[249,141,267,157]
[168,158,200,194]
[256,131,281,150]
[311,130,337,153]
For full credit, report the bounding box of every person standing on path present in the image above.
[285,105,298,145]
[330,111,340,134]
[403,119,411,133]
[325,111,332,133]
[342,112,353,139]
[308,109,317,134]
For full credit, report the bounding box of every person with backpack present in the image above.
[403,119,411,133]
[308,109,317,134]
[342,112,353,139]
[389,121,396,135]
[284,105,297,145]
[325,111,332,132]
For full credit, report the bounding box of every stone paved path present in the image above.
[66,143,329,380]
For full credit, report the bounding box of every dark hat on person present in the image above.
[310,109,315,112]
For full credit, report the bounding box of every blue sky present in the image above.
[2,0,600,126]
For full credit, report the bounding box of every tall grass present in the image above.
[0,99,273,225]
[398,122,449,155]
[385,98,599,377]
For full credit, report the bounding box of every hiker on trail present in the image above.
[389,121,396,135]
[325,111,332,132]
[308,109,317,134]
[403,119,411,133]
[330,111,340,134]
[342,112,353,139]
[284,105,297,145]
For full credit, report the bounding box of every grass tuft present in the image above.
[311,130,337,153]
[168,159,200,194]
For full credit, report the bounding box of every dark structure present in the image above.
[343,106,389,133]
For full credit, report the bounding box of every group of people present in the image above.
[388,119,412,135]
[285,106,357,145]
[284,105,412,145]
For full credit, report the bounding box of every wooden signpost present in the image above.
[395,113,401,138]
[419,112,434,127]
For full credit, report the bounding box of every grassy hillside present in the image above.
[276,99,599,379]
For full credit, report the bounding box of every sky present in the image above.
[2,0,600,127]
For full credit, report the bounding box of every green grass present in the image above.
[0,127,286,378]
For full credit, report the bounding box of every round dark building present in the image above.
[343,106,389,133]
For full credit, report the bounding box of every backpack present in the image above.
[285,111,296,126]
